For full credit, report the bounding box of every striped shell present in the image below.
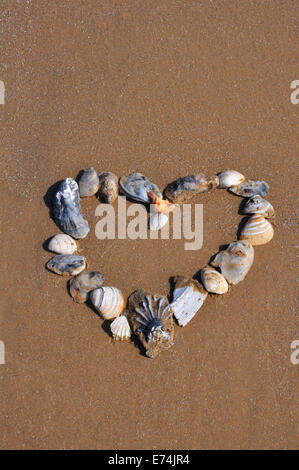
[201,266,229,294]
[211,240,254,285]
[240,214,274,246]
[217,170,245,189]
[170,276,208,327]
[110,315,131,341]
[90,286,125,320]
[242,195,275,218]
[48,234,77,254]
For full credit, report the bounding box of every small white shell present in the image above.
[171,277,207,327]
[242,195,275,218]
[217,170,245,189]
[110,315,131,341]
[211,240,254,285]
[240,214,274,246]
[201,266,229,294]
[90,286,125,320]
[149,213,168,231]
[48,234,77,254]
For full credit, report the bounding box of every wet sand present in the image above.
[0,0,298,449]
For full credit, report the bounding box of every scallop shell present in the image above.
[48,234,77,255]
[110,315,131,341]
[98,172,119,204]
[119,173,162,204]
[78,167,100,197]
[164,174,213,204]
[53,178,90,239]
[211,240,254,285]
[46,254,86,276]
[217,170,245,189]
[229,180,269,198]
[149,213,168,231]
[170,276,208,327]
[127,290,174,358]
[201,266,229,294]
[240,214,274,246]
[90,287,125,320]
[69,270,104,303]
[242,195,275,218]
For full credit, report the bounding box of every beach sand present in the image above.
[0,0,298,449]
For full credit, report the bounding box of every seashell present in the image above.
[127,290,174,358]
[110,315,131,341]
[69,270,104,303]
[53,178,90,239]
[217,170,245,189]
[164,174,217,204]
[119,173,162,204]
[240,214,274,246]
[242,195,275,218]
[78,167,100,197]
[229,180,269,198]
[90,286,125,320]
[98,172,119,204]
[201,266,229,294]
[149,213,168,231]
[46,254,86,276]
[211,240,254,285]
[48,234,77,255]
[170,276,208,327]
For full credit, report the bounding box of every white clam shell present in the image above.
[240,214,274,246]
[110,315,131,341]
[211,240,254,285]
[217,170,245,189]
[48,234,77,254]
[149,213,168,231]
[201,266,229,294]
[90,286,125,320]
[242,195,274,218]
[171,278,208,327]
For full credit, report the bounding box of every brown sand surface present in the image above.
[0,0,298,449]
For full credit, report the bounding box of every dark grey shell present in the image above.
[119,173,162,204]
[78,167,100,197]
[229,180,269,198]
[98,172,119,204]
[69,270,104,303]
[46,254,86,276]
[164,174,215,204]
[53,178,90,239]
[127,289,174,358]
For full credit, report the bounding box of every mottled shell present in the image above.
[110,315,131,341]
[127,290,174,358]
[48,234,77,255]
[170,276,207,327]
[98,172,119,204]
[119,173,162,204]
[46,254,86,276]
[149,213,168,231]
[211,240,254,285]
[164,174,210,204]
[229,180,269,198]
[53,178,90,239]
[240,214,274,246]
[217,170,245,189]
[242,195,275,218]
[78,167,100,197]
[201,266,229,294]
[69,270,104,303]
[90,287,125,320]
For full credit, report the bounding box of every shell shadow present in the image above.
[43,236,53,252]
[238,199,247,215]
[237,217,250,239]
[43,179,64,223]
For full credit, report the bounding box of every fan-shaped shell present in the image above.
[242,195,275,218]
[170,276,207,326]
[48,234,77,254]
[78,167,100,197]
[119,173,162,204]
[149,213,168,231]
[201,266,229,294]
[127,290,174,358]
[47,254,86,276]
[240,214,274,246]
[98,172,119,204]
[217,170,245,189]
[229,180,269,198]
[90,287,125,320]
[110,315,131,341]
[69,270,104,303]
[211,240,254,285]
